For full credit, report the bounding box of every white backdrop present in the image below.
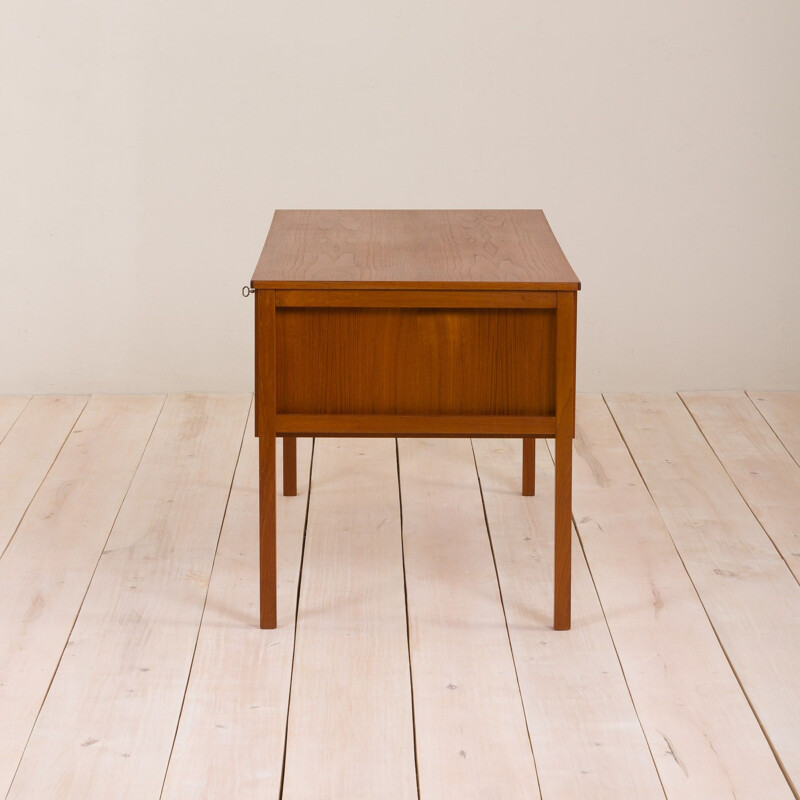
[2,1,798,394]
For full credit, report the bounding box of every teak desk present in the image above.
[251,210,580,630]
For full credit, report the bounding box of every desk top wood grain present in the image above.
[251,210,580,291]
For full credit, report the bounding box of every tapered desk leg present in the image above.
[522,437,536,496]
[283,435,297,496]
[553,433,572,630]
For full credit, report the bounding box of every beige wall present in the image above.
[2,1,799,394]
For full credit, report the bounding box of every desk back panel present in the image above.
[275,307,556,417]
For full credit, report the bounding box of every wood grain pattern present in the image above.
[0,395,87,556]
[275,289,557,308]
[0,395,163,799]
[161,417,312,799]
[281,438,416,800]
[473,437,666,800]
[282,435,297,496]
[6,394,250,800]
[0,396,29,445]
[398,438,540,799]
[607,393,800,794]
[256,290,277,628]
[683,391,800,585]
[4,392,797,798]
[276,307,556,417]
[253,209,580,635]
[554,291,577,629]
[748,392,800,464]
[252,210,580,290]
[276,414,556,437]
[522,437,536,495]
[569,396,794,800]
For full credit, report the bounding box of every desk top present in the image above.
[251,210,580,291]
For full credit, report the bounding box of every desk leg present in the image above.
[553,290,576,631]
[259,433,277,628]
[553,433,572,630]
[256,289,277,629]
[283,435,297,496]
[522,437,536,496]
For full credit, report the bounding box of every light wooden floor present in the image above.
[0,392,799,800]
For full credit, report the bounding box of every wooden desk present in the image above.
[251,210,580,630]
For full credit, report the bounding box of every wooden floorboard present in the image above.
[398,438,540,799]
[0,395,163,799]
[280,438,417,800]
[0,396,30,444]
[570,395,793,800]
[161,423,312,799]
[606,393,800,796]
[6,393,250,800]
[682,391,800,585]
[473,436,665,800]
[1,392,796,799]
[0,395,87,556]
[748,392,800,465]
